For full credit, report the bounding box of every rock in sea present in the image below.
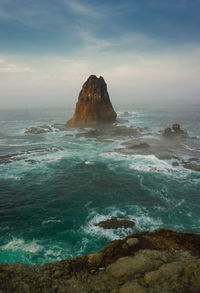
[163,123,186,138]
[96,216,135,229]
[67,75,117,127]
[25,125,53,134]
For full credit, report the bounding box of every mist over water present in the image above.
[0,105,200,265]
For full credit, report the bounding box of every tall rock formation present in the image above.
[67,75,117,127]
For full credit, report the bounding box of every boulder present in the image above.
[119,282,147,293]
[87,252,103,268]
[126,238,139,247]
[106,249,170,280]
[67,75,117,127]
[144,261,185,285]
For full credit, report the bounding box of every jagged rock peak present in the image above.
[67,75,117,127]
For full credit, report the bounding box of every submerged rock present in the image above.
[172,161,179,167]
[183,163,200,172]
[0,228,200,293]
[119,111,133,118]
[76,125,140,140]
[0,148,60,164]
[25,125,53,134]
[122,141,150,149]
[67,75,117,127]
[96,217,135,229]
[52,123,69,131]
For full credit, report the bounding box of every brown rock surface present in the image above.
[67,75,117,127]
[1,228,200,293]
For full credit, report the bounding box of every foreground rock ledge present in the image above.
[67,75,117,127]
[0,228,200,293]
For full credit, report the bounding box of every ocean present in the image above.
[0,105,200,265]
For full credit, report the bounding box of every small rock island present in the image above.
[67,75,117,127]
[163,123,186,138]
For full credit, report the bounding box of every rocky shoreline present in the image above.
[0,228,200,293]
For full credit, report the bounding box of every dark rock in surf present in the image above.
[119,111,133,117]
[96,217,135,229]
[52,123,69,131]
[172,162,179,167]
[25,125,52,134]
[183,164,200,172]
[122,141,150,149]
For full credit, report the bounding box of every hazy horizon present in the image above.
[0,0,200,109]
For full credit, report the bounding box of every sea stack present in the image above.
[67,75,117,127]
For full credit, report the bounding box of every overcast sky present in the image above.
[0,0,200,109]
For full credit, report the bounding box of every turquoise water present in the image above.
[0,106,200,265]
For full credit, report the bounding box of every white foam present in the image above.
[129,154,179,173]
[135,213,163,231]
[84,161,95,165]
[182,144,196,152]
[175,199,185,207]
[117,111,138,117]
[2,238,43,253]
[4,174,22,180]
[84,211,135,241]
[42,219,63,225]
[100,152,179,174]
[78,238,90,254]
[0,139,9,145]
[43,245,72,262]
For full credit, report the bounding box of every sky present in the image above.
[0,0,200,109]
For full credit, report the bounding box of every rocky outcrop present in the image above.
[163,123,186,138]
[0,228,200,293]
[67,75,117,127]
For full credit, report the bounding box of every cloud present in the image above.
[63,0,102,19]
[74,26,155,54]
[0,42,200,108]
[0,59,33,73]
[0,0,67,30]
[148,0,188,9]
